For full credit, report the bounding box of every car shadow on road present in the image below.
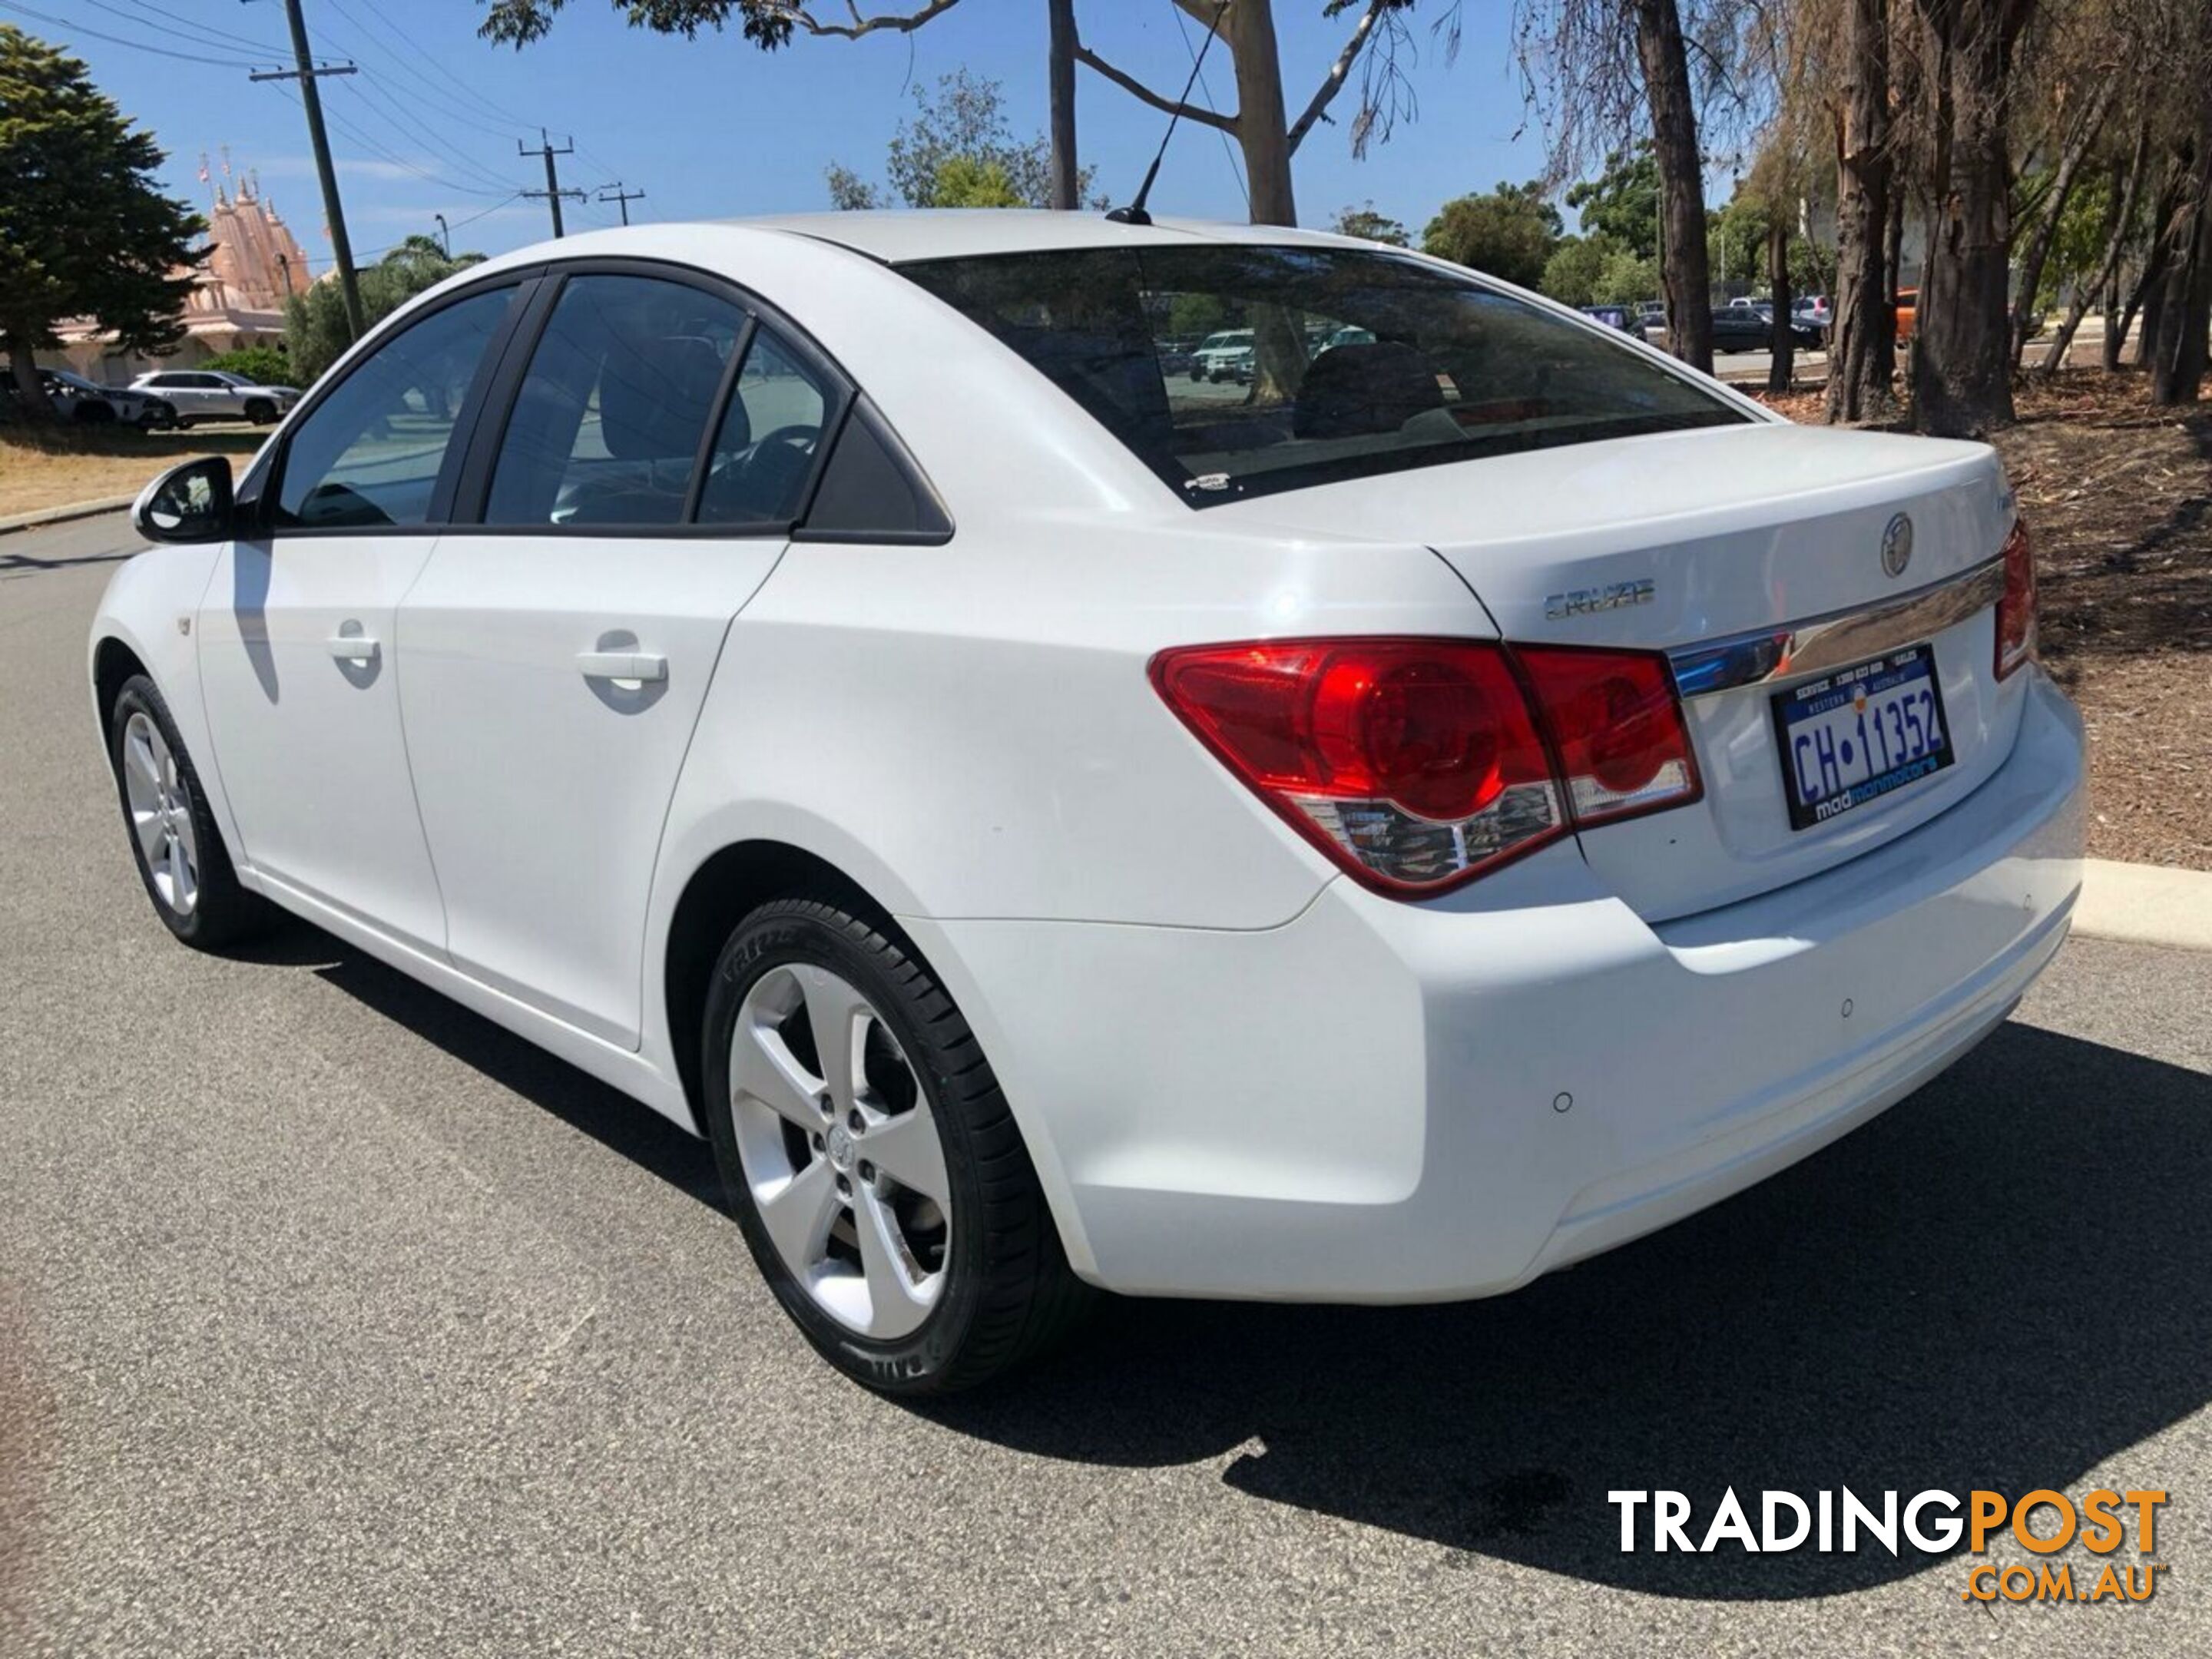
[233,920,723,1211]
[918,1022,2212,1600]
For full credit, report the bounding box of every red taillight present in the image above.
[1995,519,2036,680]
[1151,637,1700,895]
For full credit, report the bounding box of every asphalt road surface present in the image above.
[5,514,2208,1657]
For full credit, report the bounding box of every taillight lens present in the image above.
[1151,637,1700,895]
[1995,519,2036,680]
[1515,646,1702,827]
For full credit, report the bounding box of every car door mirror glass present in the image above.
[133,456,234,543]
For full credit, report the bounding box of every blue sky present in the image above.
[5,0,1562,270]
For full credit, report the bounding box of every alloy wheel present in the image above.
[121,711,199,916]
[728,964,952,1339]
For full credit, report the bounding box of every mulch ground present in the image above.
[1751,372,2211,869]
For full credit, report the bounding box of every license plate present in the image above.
[1770,644,1953,830]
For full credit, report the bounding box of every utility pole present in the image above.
[521,131,584,237]
[1047,0,1078,210]
[597,183,646,227]
[250,0,363,339]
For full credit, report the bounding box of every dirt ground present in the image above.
[0,426,260,519]
[1756,372,2211,870]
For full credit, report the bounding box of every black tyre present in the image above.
[72,400,116,425]
[702,898,1091,1394]
[108,674,272,950]
[244,398,277,426]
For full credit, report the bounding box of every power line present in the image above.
[0,2,253,65]
[320,0,541,144]
[346,0,541,131]
[71,0,286,56]
[336,73,521,194]
[1167,0,1247,214]
[116,0,284,53]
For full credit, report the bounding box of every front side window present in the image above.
[273,286,515,529]
[484,273,746,528]
[899,246,1748,505]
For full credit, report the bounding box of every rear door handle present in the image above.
[576,650,667,683]
[327,633,379,664]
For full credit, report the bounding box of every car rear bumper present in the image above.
[909,669,2085,1301]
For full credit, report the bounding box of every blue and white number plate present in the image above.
[1771,643,1953,830]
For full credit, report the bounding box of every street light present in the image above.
[434,213,450,258]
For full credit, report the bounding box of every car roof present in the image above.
[735,209,1356,265]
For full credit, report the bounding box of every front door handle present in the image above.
[577,650,667,683]
[327,632,379,664]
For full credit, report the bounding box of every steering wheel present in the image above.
[749,422,820,458]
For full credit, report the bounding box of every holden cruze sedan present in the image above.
[91,213,2083,1394]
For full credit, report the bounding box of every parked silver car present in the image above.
[127,369,302,427]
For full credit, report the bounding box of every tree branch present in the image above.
[770,0,964,39]
[1286,0,1386,156]
[1071,41,1238,131]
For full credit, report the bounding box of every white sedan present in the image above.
[91,212,2083,1394]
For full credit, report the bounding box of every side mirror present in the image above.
[132,455,235,544]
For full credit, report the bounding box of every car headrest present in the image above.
[1293,341,1445,439]
[599,334,726,461]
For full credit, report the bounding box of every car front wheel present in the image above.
[702,898,1091,1394]
[108,675,270,949]
[244,398,277,425]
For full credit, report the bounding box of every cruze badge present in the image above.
[1881,512,1915,578]
[1545,577,1655,620]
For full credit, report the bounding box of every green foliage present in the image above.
[1566,145,1662,262]
[1330,203,1411,247]
[1541,236,1611,307]
[830,69,1090,211]
[199,345,293,386]
[1421,180,1563,289]
[1166,291,1230,339]
[1591,246,1661,306]
[479,0,801,51]
[0,26,204,415]
[283,234,485,384]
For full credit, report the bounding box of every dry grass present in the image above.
[0,426,260,520]
[1753,371,2211,869]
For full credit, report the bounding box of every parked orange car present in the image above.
[1893,286,1917,342]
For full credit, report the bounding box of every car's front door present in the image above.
[196,281,528,952]
[398,268,838,1047]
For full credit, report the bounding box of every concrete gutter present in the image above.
[2074,859,2212,952]
[0,495,135,535]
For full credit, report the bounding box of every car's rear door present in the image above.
[396,263,844,1048]
[196,277,534,950]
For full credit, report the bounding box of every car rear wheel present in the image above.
[108,675,271,950]
[702,898,1091,1394]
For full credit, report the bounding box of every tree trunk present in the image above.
[2044,122,2148,379]
[2010,75,2119,367]
[1226,0,1296,226]
[1911,0,2022,438]
[1768,219,1796,392]
[5,339,57,422]
[2113,168,2181,369]
[1048,0,1078,210]
[1633,0,1713,373]
[1826,0,1897,422]
[2149,73,2212,404]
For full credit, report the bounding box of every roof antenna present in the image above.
[1106,0,1229,227]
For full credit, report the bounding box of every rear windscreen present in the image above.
[899,244,1750,506]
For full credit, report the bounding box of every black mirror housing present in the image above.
[132,456,235,544]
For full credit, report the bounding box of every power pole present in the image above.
[598,183,646,227]
[1047,0,1078,209]
[250,0,363,339]
[521,131,584,237]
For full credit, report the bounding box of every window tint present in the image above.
[696,327,832,526]
[800,399,949,540]
[484,273,745,528]
[899,246,1747,505]
[273,286,513,530]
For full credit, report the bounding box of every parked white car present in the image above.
[91,214,2083,1394]
[1190,326,1256,382]
[128,368,302,426]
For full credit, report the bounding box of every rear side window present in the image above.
[273,286,515,530]
[485,273,747,528]
[695,326,833,527]
[899,245,1747,505]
